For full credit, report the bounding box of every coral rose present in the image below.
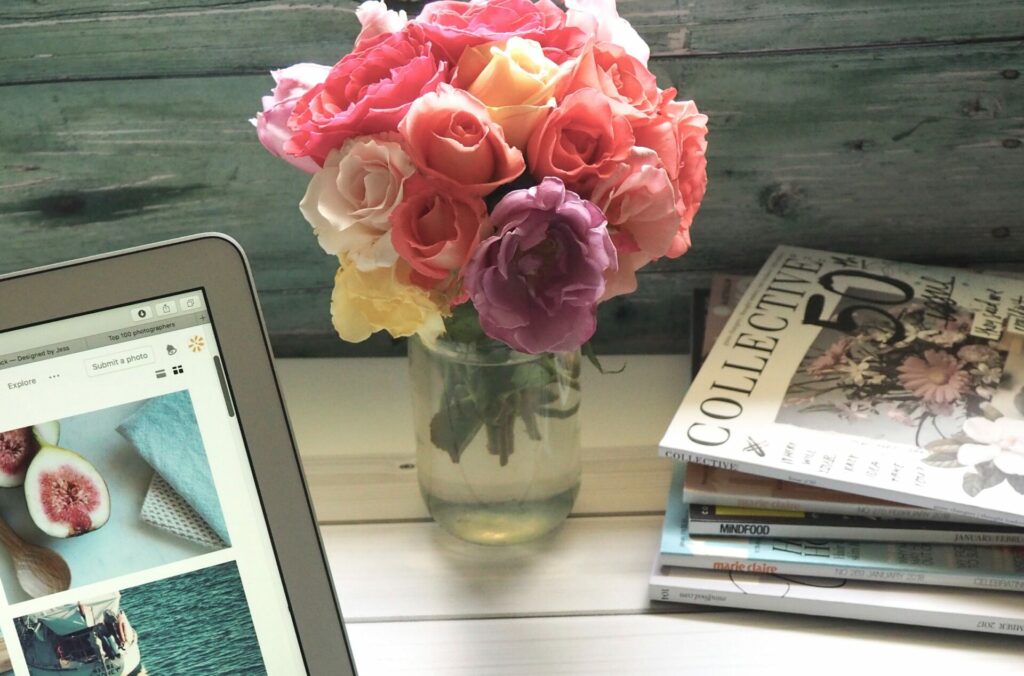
[589,148,680,300]
[354,0,408,49]
[286,25,448,166]
[634,96,708,257]
[454,37,564,149]
[416,0,586,65]
[528,88,634,195]
[390,175,491,290]
[463,177,616,354]
[299,135,415,270]
[557,41,660,125]
[399,84,525,196]
[331,262,445,342]
[250,63,330,173]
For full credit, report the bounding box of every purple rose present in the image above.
[464,177,616,354]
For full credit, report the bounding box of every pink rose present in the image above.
[527,87,634,195]
[250,63,330,173]
[634,96,708,257]
[557,41,659,125]
[565,0,650,66]
[399,84,525,196]
[390,175,491,291]
[286,25,449,166]
[354,1,408,49]
[416,0,586,64]
[590,148,680,299]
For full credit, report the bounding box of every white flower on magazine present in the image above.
[957,417,1024,476]
[836,357,882,386]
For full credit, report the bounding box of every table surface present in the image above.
[276,355,1024,675]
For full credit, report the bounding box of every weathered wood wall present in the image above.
[1,1,1022,356]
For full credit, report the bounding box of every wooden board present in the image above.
[3,1,1022,84]
[2,3,1022,356]
[344,612,1024,675]
[323,516,669,621]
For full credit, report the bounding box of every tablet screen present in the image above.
[0,290,305,674]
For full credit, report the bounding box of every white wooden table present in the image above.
[277,356,1024,675]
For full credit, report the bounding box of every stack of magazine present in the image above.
[653,247,1024,636]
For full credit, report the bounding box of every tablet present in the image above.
[0,235,355,675]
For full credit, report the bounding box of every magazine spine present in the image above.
[656,552,1024,592]
[661,447,1024,528]
[681,486,974,523]
[685,520,1024,545]
[648,578,1024,637]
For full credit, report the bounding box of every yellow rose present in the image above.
[331,263,445,343]
[454,37,564,149]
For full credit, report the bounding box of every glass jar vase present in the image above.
[407,334,582,545]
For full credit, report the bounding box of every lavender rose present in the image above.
[464,177,616,354]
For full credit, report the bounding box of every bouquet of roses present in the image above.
[252,0,708,355]
[253,0,708,468]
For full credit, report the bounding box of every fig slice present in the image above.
[25,444,110,538]
[0,422,60,488]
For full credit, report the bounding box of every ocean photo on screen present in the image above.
[14,562,266,675]
[0,390,229,603]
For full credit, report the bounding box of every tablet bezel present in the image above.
[0,234,356,676]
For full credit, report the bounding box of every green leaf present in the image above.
[429,375,484,464]
[511,362,554,391]
[538,401,582,419]
[582,342,625,374]
[925,438,962,454]
[1007,474,1024,495]
[442,303,489,345]
[921,451,963,468]
[980,402,1004,421]
[962,462,1006,497]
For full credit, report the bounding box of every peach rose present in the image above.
[634,96,708,257]
[454,37,565,149]
[527,87,634,195]
[299,135,416,270]
[590,148,680,299]
[557,41,659,125]
[390,175,491,290]
[331,262,445,342]
[399,84,525,196]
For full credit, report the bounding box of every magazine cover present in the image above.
[650,564,1024,636]
[661,246,1024,525]
[660,463,1024,591]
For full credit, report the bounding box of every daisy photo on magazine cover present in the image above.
[776,289,1024,500]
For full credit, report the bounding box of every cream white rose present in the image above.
[300,135,415,270]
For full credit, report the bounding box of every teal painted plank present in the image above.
[1,41,1022,354]
[2,1,1023,84]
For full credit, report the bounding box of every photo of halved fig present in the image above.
[0,422,60,488]
[25,444,110,538]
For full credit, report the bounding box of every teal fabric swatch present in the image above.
[117,391,229,543]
